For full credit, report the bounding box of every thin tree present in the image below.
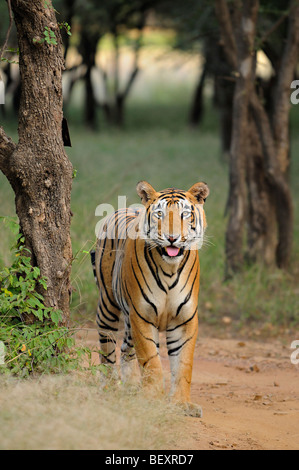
[0,0,73,323]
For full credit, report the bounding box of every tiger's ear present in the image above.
[188,182,209,204]
[136,181,157,205]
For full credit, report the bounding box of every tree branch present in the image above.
[122,29,143,100]
[214,0,238,70]
[258,10,289,46]
[249,91,277,175]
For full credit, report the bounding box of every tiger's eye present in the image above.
[182,211,191,218]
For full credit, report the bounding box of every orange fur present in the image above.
[92,181,209,417]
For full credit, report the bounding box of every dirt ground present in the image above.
[175,332,299,450]
[81,325,299,451]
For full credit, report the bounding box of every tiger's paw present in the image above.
[141,376,165,399]
[180,402,203,418]
[120,358,140,385]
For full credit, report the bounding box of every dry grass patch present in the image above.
[0,372,185,450]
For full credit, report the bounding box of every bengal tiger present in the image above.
[91,180,209,417]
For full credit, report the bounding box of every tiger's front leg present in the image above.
[166,309,202,418]
[130,311,164,396]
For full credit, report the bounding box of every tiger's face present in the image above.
[136,181,209,262]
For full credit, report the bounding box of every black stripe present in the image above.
[134,239,153,294]
[124,281,157,327]
[131,260,158,315]
[105,350,115,358]
[139,329,159,348]
[97,318,119,331]
[176,270,198,317]
[98,238,120,311]
[166,307,198,332]
[99,338,116,344]
[122,337,134,349]
[90,249,96,266]
[99,306,119,325]
[100,293,120,322]
[168,336,193,356]
[179,255,198,293]
[102,356,116,364]
[158,192,185,199]
[167,338,179,346]
[144,245,167,293]
[160,267,175,278]
[146,207,151,236]
[169,250,190,289]
[142,353,159,368]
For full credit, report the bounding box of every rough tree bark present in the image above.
[0,0,73,324]
[245,113,277,265]
[215,0,299,276]
[216,0,259,277]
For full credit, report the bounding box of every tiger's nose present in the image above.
[167,235,179,244]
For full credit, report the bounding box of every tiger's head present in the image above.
[136,181,209,262]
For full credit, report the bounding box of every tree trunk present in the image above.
[111,29,140,128]
[246,113,277,265]
[214,73,234,159]
[115,94,125,127]
[223,0,259,278]
[189,62,206,128]
[216,0,298,275]
[202,30,235,158]
[80,30,98,130]
[0,0,73,324]
[250,89,294,269]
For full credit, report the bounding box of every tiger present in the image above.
[91,180,209,417]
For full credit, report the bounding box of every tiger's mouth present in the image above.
[162,246,184,258]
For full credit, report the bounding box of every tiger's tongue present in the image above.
[166,246,180,257]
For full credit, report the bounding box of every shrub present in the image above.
[0,218,84,377]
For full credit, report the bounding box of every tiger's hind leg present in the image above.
[120,316,139,384]
[96,293,121,367]
[92,237,121,370]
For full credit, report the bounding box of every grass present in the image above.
[0,372,185,450]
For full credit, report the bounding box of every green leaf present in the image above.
[50,310,61,326]
[32,267,40,279]
[99,363,109,376]
[36,309,44,321]
[39,278,48,290]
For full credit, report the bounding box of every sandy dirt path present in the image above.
[81,326,299,450]
[171,335,299,450]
